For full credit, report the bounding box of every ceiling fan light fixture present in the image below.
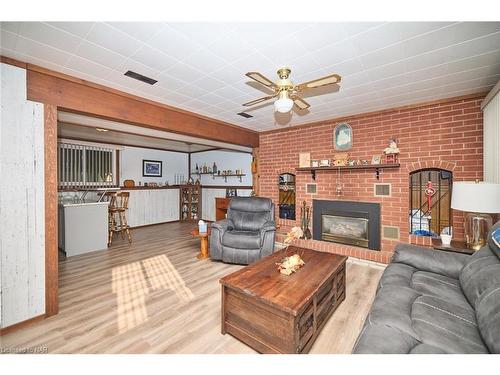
[274,91,294,113]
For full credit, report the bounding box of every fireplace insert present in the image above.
[322,214,369,248]
[313,200,381,250]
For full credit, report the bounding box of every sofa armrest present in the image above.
[212,218,234,233]
[260,220,276,233]
[392,243,469,279]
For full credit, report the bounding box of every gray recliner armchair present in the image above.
[210,197,276,265]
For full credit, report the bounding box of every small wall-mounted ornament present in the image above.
[333,153,349,166]
[333,123,353,151]
[384,138,400,164]
[299,152,311,168]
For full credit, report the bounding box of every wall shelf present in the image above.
[296,164,400,180]
[192,172,246,182]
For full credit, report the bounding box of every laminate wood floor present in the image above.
[0,222,383,354]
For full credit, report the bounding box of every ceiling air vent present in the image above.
[124,70,158,85]
[237,112,253,118]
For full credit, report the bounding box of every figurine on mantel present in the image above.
[384,138,400,164]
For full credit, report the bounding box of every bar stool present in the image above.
[105,191,132,246]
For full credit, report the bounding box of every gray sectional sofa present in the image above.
[353,221,500,354]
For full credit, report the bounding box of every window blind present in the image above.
[58,142,116,189]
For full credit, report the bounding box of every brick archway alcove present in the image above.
[406,161,456,247]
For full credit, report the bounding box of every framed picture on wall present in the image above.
[142,160,162,177]
[226,188,237,198]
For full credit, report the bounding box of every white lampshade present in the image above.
[451,181,500,213]
[274,97,294,113]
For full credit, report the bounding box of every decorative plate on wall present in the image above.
[333,123,353,151]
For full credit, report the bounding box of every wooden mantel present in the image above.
[1,56,259,148]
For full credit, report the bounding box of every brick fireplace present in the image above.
[258,93,484,263]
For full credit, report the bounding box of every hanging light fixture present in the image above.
[274,90,294,113]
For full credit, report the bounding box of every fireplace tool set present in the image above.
[300,201,312,240]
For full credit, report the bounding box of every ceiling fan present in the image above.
[243,67,341,113]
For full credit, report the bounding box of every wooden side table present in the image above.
[432,238,475,255]
[191,227,212,260]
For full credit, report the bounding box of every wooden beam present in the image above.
[44,103,59,317]
[25,67,259,148]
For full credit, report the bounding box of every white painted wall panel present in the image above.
[484,91,500,183]
[124,189,180,227]
[0,63,45,327]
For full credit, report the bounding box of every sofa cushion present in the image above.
[476,286,500,353]
[412,271,470,307]
[368,285,420,339]
[460,246,500,308]
[228,197,273,231]
[353,323,419,354]
[222,230,261,249]
[411,295,487,353]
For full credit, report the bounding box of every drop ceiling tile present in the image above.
[15,36,72,66]
[311,38,360,68]
[196,92,227,106]
[360,43,408,69]
[233,23,312,50]
[65,54,117,81]
[176,82,210,99]
[155,72,188,91]
[445,50,500,75]
[17,22,83,54]
[107,22,165,43]
[209,64,247,86]
[129,45,178,72]
[0,22,21,34]
[212,84,248,100]
[74,40,126,70]
[0,29,18,50]
[167,23,231,49]
[339,22,385,38]
[190,75,227,92]
[85,22,144,58]
[47,22,95,39]
[163,61,206,84]
[259,35,312,68]
[322,57,365,78]
[351,22,454,55]
[204,33,257,64]
[182,48,227,75]
[161,91,193,106]
[293,23,347,53]
[147,24,202,60]
[402,22,500,59]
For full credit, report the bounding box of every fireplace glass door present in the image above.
[321,214,369,248]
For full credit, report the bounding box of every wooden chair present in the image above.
[104,191,132,246]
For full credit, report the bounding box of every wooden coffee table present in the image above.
[190,227,211,260]
[220,246,347,354]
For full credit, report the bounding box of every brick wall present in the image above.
[259,94,484,264]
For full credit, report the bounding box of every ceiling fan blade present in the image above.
[242,95,276,107]
[245,72,277,88]
[293,96,311,110]
[295,73,341,91]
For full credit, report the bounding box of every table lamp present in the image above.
[451,181,500,250]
